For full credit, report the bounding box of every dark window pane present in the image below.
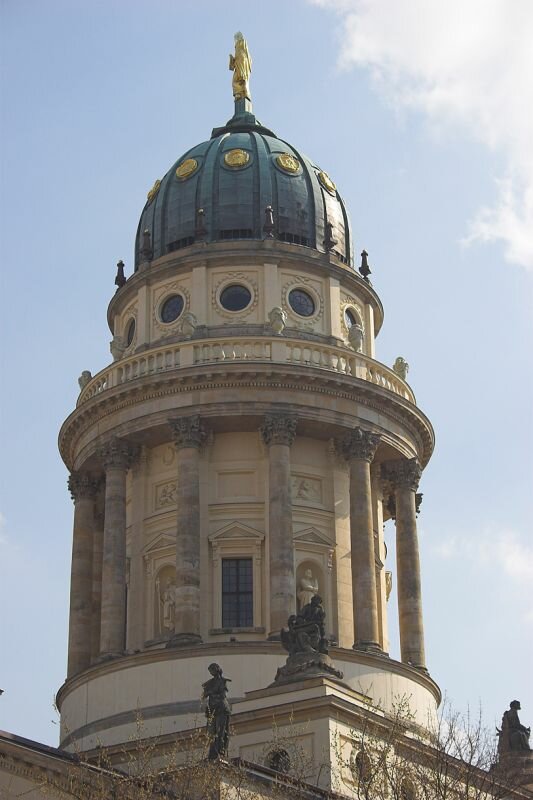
[222,558,253,628]
[126,318,136,346]
[220,284,251,312]
[160,294,184,323]
[344,308,357,328]
[288,288,315,317]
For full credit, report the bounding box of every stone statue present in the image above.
[297,569,319,609]
[78,370,92,390]
[348,322,364,353]
[229,32,252,101]
[202,663,231,760]
[268,306,287,335]
[110,335,125,362]
[273,596,343,685]
[393,357,409,380]
[180,311,197,338]
[498,701,531,754]
[160,578,176,632]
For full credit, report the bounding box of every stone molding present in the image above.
[168,415,207,450]
[382,457,422,492]
[68,471,98,502]
[99,436,139,470]
[341,426,381,463]
[259,413,297,446]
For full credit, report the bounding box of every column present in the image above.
[67,471,98,677]
[260,412,297,639]
[384,458,426,670]
[99,436,137,658]
[127,447,149,651]
[168,415,206,646]
[90,486,105,662]
[342,427,381,652]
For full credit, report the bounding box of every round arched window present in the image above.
[353,750,372,784]
[219,284,252,312]
[266,748,291,774]
[125,318,136,347]
[344,308,358,328]
[160,294,184,323]
[288,288,315,317]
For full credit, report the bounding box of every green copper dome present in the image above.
[135,103,353,269]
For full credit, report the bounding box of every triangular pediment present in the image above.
[209,522,265,543]
[144,532,175,554]
[293,526,332,546]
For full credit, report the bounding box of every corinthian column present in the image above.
[341,427,381,651]
[67,471,98,677]
[167,415,206,646]
[260,412,297,639]
[383,458,426,670]
[99,437,138,658]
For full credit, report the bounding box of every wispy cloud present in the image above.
[311,0,533,269]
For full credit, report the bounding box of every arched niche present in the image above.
[296,559,324,611]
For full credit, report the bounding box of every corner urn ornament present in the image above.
[272,596,344,686]
[348,321,364,352]
[393,357,409,381]
[202,663,232,760]
[268,306,287,335]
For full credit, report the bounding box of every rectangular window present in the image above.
[222,558,253,628]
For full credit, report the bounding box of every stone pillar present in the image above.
[127,447,149,651]
[67,472,98,677]
[167,416,206,646]
[260,412,297,639]
[341,427,381,651]
[384,458,426,670]
[90,493,104,663]
[99,437,137,658]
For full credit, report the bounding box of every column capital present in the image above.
[68,471,99,502]
[260,413,297,446]
[382,458,422,492]
[341,427,381,463]
[169,415,207,450]
[99,436,139,470]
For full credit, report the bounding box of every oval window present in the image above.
[126,318,136,347]
[160,294,184,323]
[344,308,358,328]
[266,748,291,774]
[220,284,252,312]
[288,288,315,317]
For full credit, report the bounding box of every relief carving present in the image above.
[291,476,322,503]
[155,481,177,509]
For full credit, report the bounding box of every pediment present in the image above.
[144,532,175,554]
[293,526,332,546]
[209,522,265,543]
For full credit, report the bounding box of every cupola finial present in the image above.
[229,31,252,113]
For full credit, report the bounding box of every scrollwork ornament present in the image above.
[68,472,98,502]
[260,413,297,446]
[99,436,139,470]
[382,457,422,492]
[341,427,381,463]
[169,415,207,450]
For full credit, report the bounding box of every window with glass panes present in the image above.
[222,558,253,628]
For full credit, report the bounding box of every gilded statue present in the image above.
[229,31,252,101]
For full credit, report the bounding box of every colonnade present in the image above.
[66,417,427,677]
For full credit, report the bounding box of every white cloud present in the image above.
[311,0,533,269]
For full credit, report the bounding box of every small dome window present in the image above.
[344,308,359,329]
[288,288,315,318]
[265,748,291,774]
[160,294,184,324]
[125,318,136,347]
[219,284,252,312]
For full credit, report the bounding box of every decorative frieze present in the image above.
[68,471,98,502]
[341,427,381,463]
[260,413,297,447]
[169,415,207,450]
[382,457,422,492]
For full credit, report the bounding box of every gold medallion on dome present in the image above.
[175,158,198,180]
[147,179,161,204]
[224,148,250,168]
[276,153,300,174]
[318,170,337,194]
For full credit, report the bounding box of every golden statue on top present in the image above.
[229,31,252,101]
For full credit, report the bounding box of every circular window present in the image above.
[344,308,358,328]
[266,749,291,774]
[219,284,252,312]
[125,318,136,347]
[160,294,184,324]
[353,751,372,783]
[288,288,315,317]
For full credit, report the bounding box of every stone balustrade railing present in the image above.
[77,337,414,406]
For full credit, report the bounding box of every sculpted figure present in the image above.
[268,306,287,335]
[202,663,232,760]
[498,700,531,754]
[393,356,409,380]
[297,568,319,609]
[161,578,176,631]
[229,32,252,101]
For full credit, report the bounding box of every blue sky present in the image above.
[1,0,532,746]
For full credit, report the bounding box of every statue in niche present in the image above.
[498,700,531,754]
[202,663,232,760]
[156,576,176,634]
[297,568,319,609]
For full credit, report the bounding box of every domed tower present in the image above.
[57,36,438,778]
